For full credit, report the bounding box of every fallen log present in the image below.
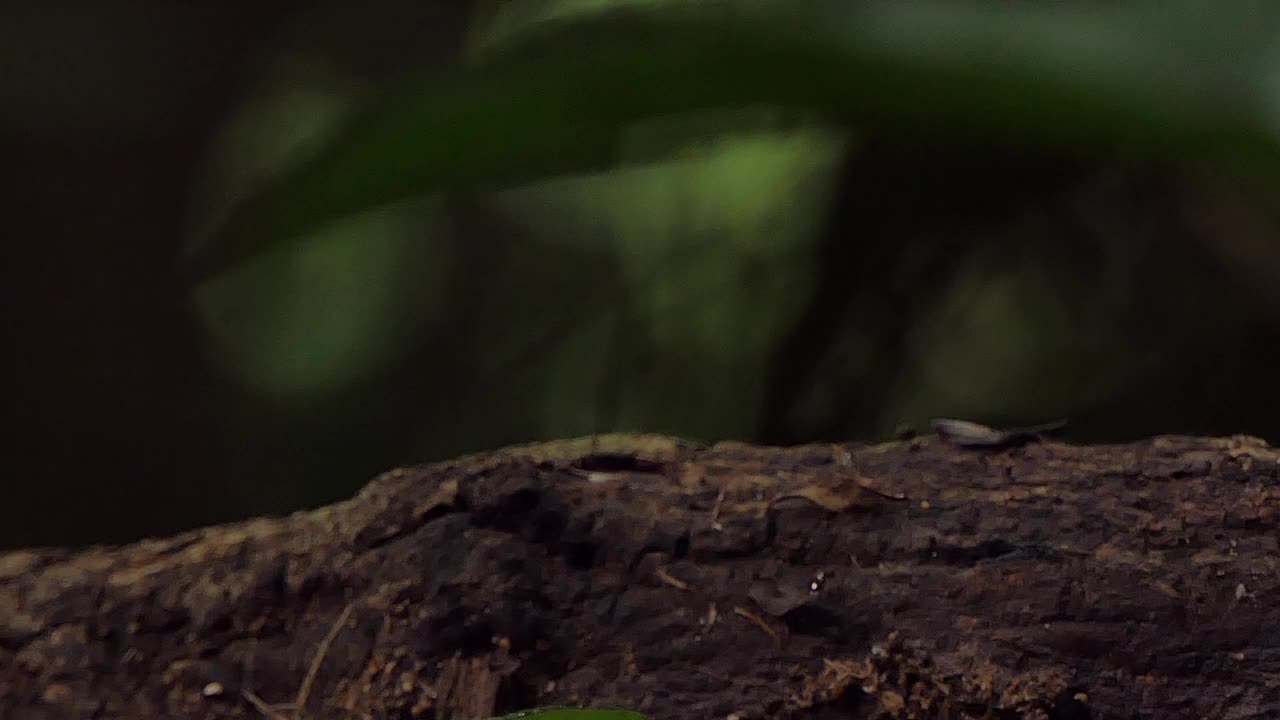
[2,433,1278,719]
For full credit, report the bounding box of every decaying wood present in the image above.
[2,433,1279,719]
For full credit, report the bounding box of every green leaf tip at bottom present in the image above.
[490,708,647,720]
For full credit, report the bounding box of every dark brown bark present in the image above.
[3,433,1278,719]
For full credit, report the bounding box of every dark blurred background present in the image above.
[6,1,1280,549]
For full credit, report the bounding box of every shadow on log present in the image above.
[3,433,1279,719]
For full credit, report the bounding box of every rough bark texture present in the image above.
[3,433,1279,720]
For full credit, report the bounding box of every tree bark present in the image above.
[2,433,1278,719]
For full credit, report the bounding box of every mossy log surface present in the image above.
[3,433,1279,719]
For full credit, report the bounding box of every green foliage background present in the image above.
[7,0,1280,547]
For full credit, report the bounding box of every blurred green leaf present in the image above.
[189,62,459,400]
[189,0,1280,284]
[492,127,844,438]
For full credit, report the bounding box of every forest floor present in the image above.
[3,432,1279,719]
